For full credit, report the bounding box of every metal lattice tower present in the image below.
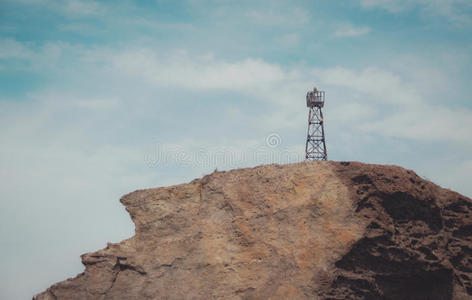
[305,87,327,160]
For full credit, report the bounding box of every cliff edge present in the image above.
[34,161,472,299]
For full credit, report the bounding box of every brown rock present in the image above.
[34,161,472,299]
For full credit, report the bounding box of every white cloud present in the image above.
[330,102,376,122]
[111,49,287,93]
[360,104,472,144]
[335,24,371,37]
[360,0,414,13]
[33,92,119,110]
[9,39,467,143]
[62,0,102,16]
[276,33,300,46]
[245,7,309,25]
[314,67,422,105]
[5,0,103,17]
[359,0,472,25]
[109,47,472,144]
[0,39,34,59]
[309,65,472,145]
[58,23,108,35]
[4,40,471,146]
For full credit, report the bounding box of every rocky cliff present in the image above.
[34,161,472,299]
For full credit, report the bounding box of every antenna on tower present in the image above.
[305,87,327,160]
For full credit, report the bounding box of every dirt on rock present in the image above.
[34,161,472,299]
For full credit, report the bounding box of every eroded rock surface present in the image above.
[34,161,472,299]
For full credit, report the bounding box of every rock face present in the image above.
[34,161,472,299]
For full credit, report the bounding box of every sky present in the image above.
[1,0,471,299]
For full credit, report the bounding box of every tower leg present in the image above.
[305,106,327,161]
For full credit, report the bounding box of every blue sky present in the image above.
[1,0,472,299]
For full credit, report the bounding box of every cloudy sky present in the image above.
[1,0,472,298]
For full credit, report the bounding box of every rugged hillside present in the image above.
[34,161,472,299]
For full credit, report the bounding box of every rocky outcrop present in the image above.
[34,161,472,299]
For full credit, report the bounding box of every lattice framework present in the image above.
[305,88,327,160]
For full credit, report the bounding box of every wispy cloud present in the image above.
[245,7,309,26]
[0,39,34,59]
[359,0,472,25]
[4,39,471,146]
[334,23,371,37]
[275,33,300,46]
[360,0,413,13]
[360,104,472,144]
[5,0,103,17]
[111,49,286,92]
[61,0,102,16]
[312,66,472,145]
[314,67,420,105]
